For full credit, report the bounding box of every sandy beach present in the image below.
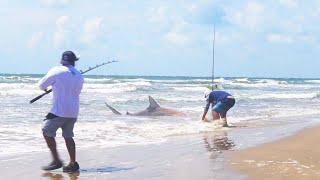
[0,131,240,180]
[1,119,318,180]
[1,122,319,180]
[230,125,320,179]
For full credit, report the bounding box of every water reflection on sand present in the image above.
[202,131,235,159]
[42,171,79,180]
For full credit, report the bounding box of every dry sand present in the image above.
[230,126,320,180]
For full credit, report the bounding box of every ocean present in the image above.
[1,74,320,157]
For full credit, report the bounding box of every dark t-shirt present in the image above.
[204,90,232,113]
[207,90,231,103]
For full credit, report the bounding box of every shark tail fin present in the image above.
[105,102,122,115]
[148,96,160,109]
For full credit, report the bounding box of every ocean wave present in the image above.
[157,96,203,103]
[173,86,208,92]
[104,95,203,104]
[116,78,151,82]
[256,79,288,85]
[0,89,41,96]
[0,83,40,96]
[82,87,137,94]
[0,76,38,83]
[144,78,226,85]
[305,80,320,84]
[1,76,21,80]
[249,92,320,100]
[84,78,113,83]
[126,81,152,86]
[235,78,250,83]
[22,77,41,83]
[83,81,152,93]
[213,77,226,83]
[226,80,289,89]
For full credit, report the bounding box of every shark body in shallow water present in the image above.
[105,96,184,116]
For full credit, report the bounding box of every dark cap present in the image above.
[61,51,79,62]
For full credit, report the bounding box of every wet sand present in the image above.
[0,132,238,180]
[2,122,317,180]
[230,126,320,179]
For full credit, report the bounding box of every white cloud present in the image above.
[56,15,69,29]
[53,15,70,47]
[225,1,265,30]
[298,35,316,43]
[266,33,317,44]
[41,0,71,6]
[279,0,297,8]
[81,17,104,45]
[147,6,168,24]
[164,31,189,45]
[187,4,198,13]
[164,20,190,46]
[215,32,231,44]
[266,34,294,43]
[27,32,44,49]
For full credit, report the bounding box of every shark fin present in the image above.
[126,111,132,115]
[105,103,122,115]
[148,96,160,110]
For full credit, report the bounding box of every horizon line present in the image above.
[0,72,319,80]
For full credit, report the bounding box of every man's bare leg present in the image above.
[63,137,80,172]
[220,112,228,127]
[43,134,61,163]
[42,134,63,171]
[64,137,76,164]
[212,111,220,120]
[212,111,228,127]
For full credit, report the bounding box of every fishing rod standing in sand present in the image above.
[211,24,216,90]
[29,60,118,104]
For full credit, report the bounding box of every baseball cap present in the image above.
[60,51,79,65]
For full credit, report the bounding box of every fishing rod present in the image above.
[211,24,216,90]
[29,60,118,104]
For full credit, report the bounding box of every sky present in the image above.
[0,0,319,78]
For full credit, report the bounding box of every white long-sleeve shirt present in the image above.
[38,65,84,118]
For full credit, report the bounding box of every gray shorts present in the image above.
[42,117,77,138]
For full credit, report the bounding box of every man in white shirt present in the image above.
[38,51,84,172]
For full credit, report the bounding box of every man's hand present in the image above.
[201,117,210,122]
[44,88,50,93]
[201,113,207,121]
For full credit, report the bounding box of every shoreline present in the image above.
[0,120,318,179]
[229,125,320,179]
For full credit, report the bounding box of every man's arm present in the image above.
[38,69,57,91]
[201,98,211,121]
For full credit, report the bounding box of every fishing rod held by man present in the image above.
[29,59,118,104]
[35,51,118,172]
[37,50,83,172]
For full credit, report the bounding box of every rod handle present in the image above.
[29,89,52,104]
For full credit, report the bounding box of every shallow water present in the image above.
[0,74,320,157]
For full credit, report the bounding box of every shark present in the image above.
[105,96,184,116]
